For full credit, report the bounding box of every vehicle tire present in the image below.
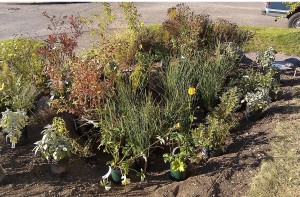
[288,12,300,28]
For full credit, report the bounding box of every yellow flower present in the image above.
[174,123,180,129]
[32,53,36,57]
[140,22,145,27]
[0,83,4,91]
[188,87,196,95]
[139,44,143,50]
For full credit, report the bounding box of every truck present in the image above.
[262,2,300,28]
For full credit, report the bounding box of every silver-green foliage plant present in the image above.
[221,42,244,62]
[256,46,277,74]
[34,117,72,161]
[242,87,271,112]
[0,109,29,148]
[238,68,280,102]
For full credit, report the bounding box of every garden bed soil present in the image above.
[0,70,300,197]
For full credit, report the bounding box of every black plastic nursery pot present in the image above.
[110,169,122,184]
[269,90,283,102]
[132,156,149,173]
[246,107,263,122]
[17,126,29,146]
[0,164,6,184]
[273,72,281,85]
[73,118,94,139]
[170,164,188,181]
[50,157,69,175]
[84,154,98,166]
[209,147,226,157]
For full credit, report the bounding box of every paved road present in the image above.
[0,2,288,42]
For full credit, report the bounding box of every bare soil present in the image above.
[0,69,299,197]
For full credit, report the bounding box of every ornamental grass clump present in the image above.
[162,58,199,131]
[96,81,164,189]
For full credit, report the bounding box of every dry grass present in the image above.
[246,99,300,197]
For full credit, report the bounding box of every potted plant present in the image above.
[33,117,72,175]
[0,109,29,148]
[163,132,194,181]
[99,137,145,190]
[192,87,239,157]
[99,126,133,185]
[242,87,271,121]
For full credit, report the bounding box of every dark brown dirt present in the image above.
[0,69,299,197]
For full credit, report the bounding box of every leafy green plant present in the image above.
[119,2,141,33]
[0,109,29,148]
[237,68,280,101]
[33,117,72,161]
[163,132,195,172]
[87,2,145,68]
[0,38,45,87]
[88,2,117,45]
[0,63,38,111]
[192,87,239,151]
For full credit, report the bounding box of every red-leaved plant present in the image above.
[38,12,116,118]
[68,59,115,117]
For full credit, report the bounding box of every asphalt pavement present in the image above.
[0,2,288,41]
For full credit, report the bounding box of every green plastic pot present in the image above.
[170,164,188,181]
[111,169,122,184]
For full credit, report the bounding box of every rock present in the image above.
[0,164,6,183]
[240,55,253,65]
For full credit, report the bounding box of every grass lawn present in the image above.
[242,26,300,56]
[246,98,300,197]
